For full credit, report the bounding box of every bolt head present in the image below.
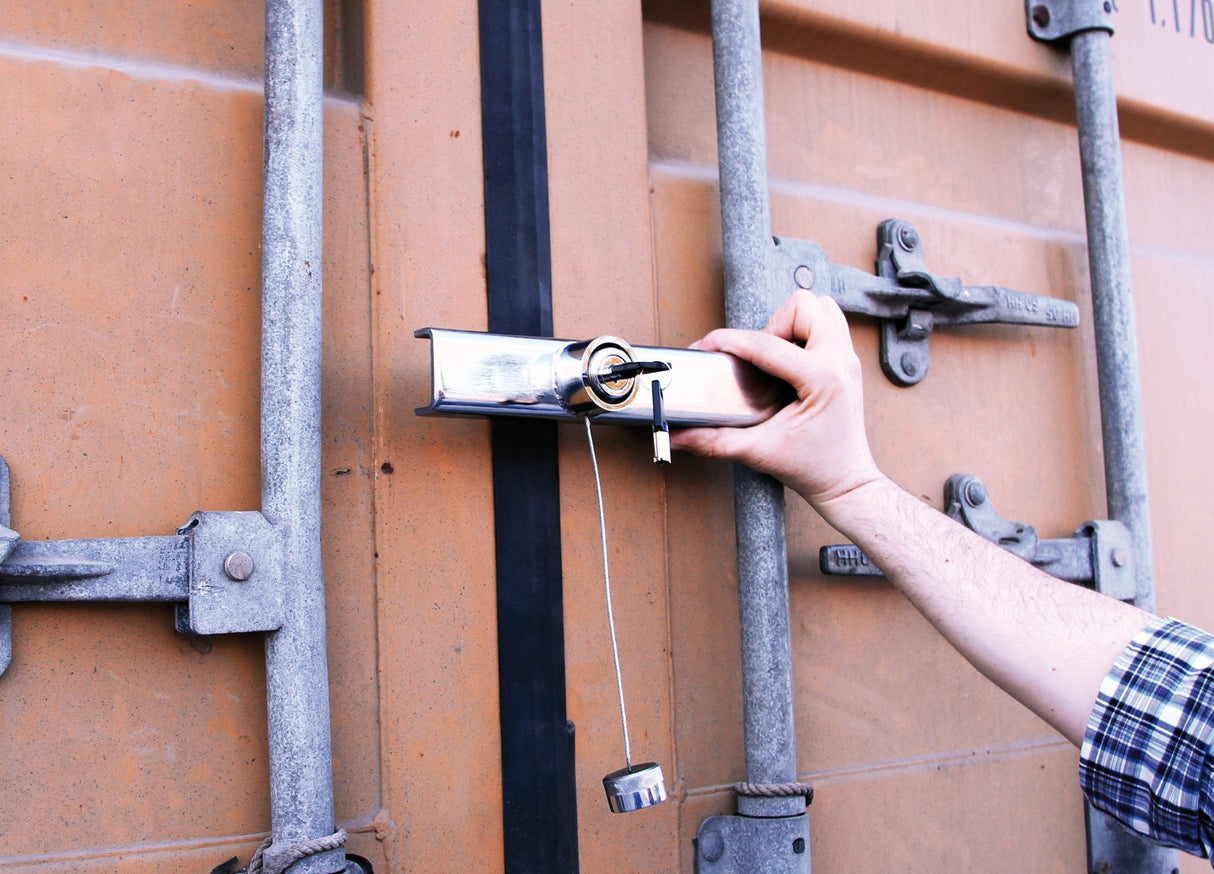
[1032,4,1051,27]
[1111,548,1128,568]
[224,550,255,582]
[964,480,987,507]
[698,826,725,863]
[900,351,920,378]
[793,265,815,290]
[896,224,920,252]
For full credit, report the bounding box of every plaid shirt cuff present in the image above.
[1080,616,1214,858]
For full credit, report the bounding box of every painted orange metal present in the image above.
[0,0,1211,871]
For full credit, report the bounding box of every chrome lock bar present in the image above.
[416,328,780,427]
[416,328,788,464]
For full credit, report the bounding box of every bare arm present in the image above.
[671,291,1154,745]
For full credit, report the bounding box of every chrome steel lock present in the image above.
[416,328,777,430]
[556,335,644,414]
[556,335,673,463]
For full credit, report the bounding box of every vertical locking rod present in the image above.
[1071,29,1178,873]
[261,0,346,871]
[1071,29,1154,610]
[710,0,804,824]
[1029,5,1179,870]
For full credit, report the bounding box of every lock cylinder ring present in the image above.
[556,335,640,415]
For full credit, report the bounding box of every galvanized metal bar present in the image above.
[1024,10,1183,870]
[0,536,190,602]
[710,0,804,822]
[1068,27,1179,874]
[1070,30,1154,610]
[260,0,344,871]
[820,536,1095,583]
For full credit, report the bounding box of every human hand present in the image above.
[669,291,883,510]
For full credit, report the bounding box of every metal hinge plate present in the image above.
[696,813,810,874]
[1026,0,1115,42]
[175,511,285,636]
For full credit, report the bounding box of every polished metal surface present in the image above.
[416,328,782,427]
[602,762,668,813]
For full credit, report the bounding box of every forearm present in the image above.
[815,477,1156,746]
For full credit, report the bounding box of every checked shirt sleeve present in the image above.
[1080,617,1214,859]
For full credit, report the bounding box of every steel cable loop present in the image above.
[584,417,634,769]
[244,828,348,874]
[734,781,814,803]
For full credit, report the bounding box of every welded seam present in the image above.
[682,736,1074,798]
[0,812,387,869]
[356,101,390,828]
[648,166,683,801]
[0,832,272,869]
[0,38,362,109]
[0,38,262,91]
[652,156,1214,270]
[651,156,1089,247]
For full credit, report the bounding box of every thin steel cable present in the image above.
[584,416,632,769]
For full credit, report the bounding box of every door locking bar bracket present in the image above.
[820,474,1135,599]
[772,220,1081,386]
[1025,0,1115,43]
[696,812,810,874]
[0,456,284,676]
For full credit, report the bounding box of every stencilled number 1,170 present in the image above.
[1150,0,1214,42]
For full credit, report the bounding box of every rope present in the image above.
[734,782,815,803]
[244,829,348,874]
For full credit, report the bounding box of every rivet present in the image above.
[699,826,725,863]
[900,352,920,378]
[1032,4,1051,27]
[897,224,920,252]
[1111,548,1128,568]
[964,481,987,507]
[793,265,815,290]
[224,550,255,582]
